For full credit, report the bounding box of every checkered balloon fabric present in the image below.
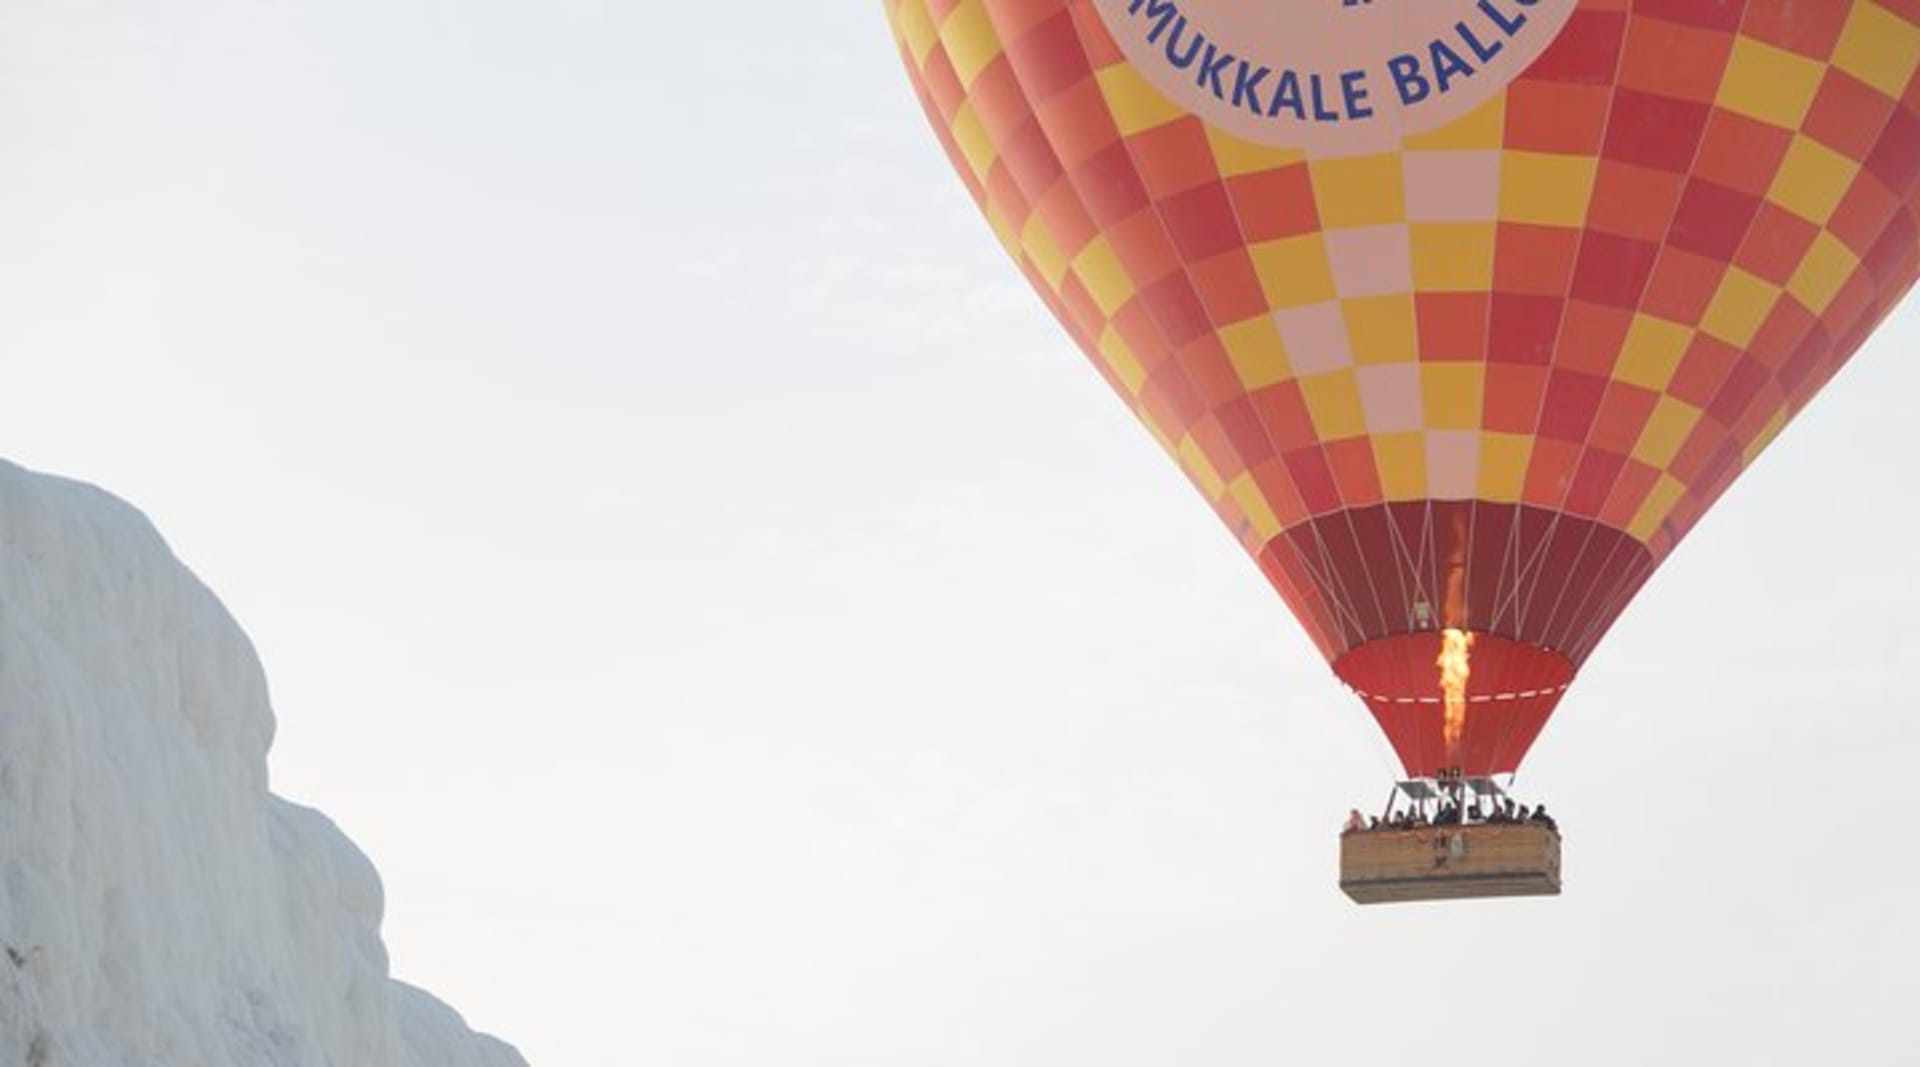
[886,0,1920,776]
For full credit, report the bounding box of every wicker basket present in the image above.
[1340,822,1562,904]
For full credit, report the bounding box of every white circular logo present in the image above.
[1093,0,1579,155]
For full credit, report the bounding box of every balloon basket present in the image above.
[1340,821,1562,904]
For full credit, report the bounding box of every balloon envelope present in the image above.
[886,0,1920,775]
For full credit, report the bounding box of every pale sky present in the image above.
[3,4,1917,1065]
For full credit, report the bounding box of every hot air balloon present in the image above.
[885,0,1920,900]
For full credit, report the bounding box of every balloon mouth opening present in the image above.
[1335,633,1575,705]
[1334,633,1576,777]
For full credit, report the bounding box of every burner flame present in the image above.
[1438,628,1476,757]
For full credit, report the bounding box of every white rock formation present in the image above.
[0,460,526,1066]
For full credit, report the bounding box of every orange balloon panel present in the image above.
[886,0,1920,774]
